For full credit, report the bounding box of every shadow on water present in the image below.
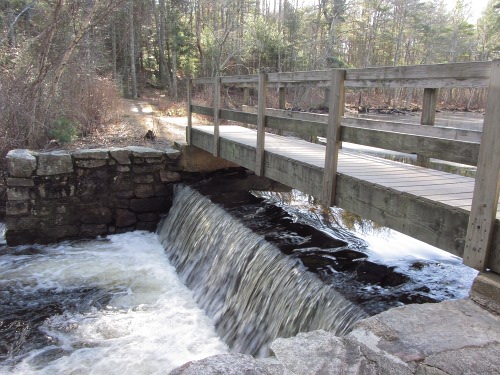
[191,172,476,317]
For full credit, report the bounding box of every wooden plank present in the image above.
[417,88,438,167]
[196,61,490,89]
[341,126,479,166]
[265,116,326,138]
[220,109,258,125]
[191,105,214,116]
[187,78,192,145]
[193,77,213,85]
[255,72,267,176]
[464,60,500,271]
[268,70,331,84]
[213,77,221,156]
[343,117,481,143]
[345,61,491,88]
[322,69,346,206]
[243,88,250,105]
[255,108,481,143]
[221,75,258,85]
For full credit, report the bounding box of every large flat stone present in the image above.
[73,149,110,159]
[169,353,292,375]
[6,149,37,177]
[271,330,413,375]
[37,151,74,175]
[419,341,500,375]
[125,146,164,158]
[349,299,500,362]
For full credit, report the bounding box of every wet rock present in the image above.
[130,197,170,212]
[134,184,155,198]
[7,178,35,187]
[115,209,137,227]
[6,201,30,216]
[134,174,154,184]
[80,207,112,224]
[47,225,79,240]
[160,170,181,183]
[80,224,108,237]
[6,149,37,178]
[7,187,31,201]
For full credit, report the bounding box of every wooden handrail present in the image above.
[192,61,492,88]
[191,105,481,166]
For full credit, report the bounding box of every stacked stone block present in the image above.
[5,146,181,245]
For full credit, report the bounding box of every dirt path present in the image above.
[49,99,188,152]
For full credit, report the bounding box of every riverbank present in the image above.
[171,296,500,375]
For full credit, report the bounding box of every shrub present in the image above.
[49,116,78,143]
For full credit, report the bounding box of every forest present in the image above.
[0,0,499,155]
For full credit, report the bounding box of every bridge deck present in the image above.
[192,124,499,219]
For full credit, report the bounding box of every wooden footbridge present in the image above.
[186,61,500,274]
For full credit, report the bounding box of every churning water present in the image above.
[0,185,368,373]
[0,232,228,374]
[157,185,367,357]
[1,181,474,373]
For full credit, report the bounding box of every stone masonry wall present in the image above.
[5,146,182,245]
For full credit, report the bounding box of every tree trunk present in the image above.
[129,0,138,99]
[7,7,16,47]
[195,1,205,76]
[112,21,117,80]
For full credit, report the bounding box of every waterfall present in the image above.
[157,185,367,357]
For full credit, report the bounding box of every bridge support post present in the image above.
[255,72,268,176]
[187,78,192,145]
[277,86,286,136]
[213,76,221,157]
[416,88,438,167]
[464,60,500,271]
[322,69,346,206]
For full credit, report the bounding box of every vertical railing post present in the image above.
[213,76,221,156]
[187,78,192,145]
[416,88,438,167]
[255,72,267,176]
[464,60,500,271]
[322,69,346,207]
[243,87,250,106]
[277,86,286,136]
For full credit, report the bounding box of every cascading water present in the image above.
[157,185,367,357]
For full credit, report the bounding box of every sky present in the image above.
[296,0,492,23]
[444,0,491,22]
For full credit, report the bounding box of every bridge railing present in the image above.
[187,61,500,272]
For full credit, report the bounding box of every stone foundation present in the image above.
[5,146,182,245]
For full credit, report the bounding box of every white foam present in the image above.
[0,231,228,375]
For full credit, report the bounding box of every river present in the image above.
[0,181,478,373]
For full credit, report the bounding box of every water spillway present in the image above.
[157,185,367,357]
